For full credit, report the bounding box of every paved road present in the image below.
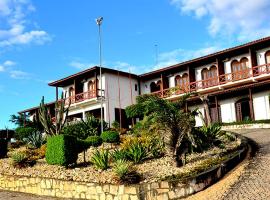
[0,129,270,200]
[186,129,270,200]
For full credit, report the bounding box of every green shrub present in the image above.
[15,127,37,141]
[111,149,128,161]
[0,139,8,158]
[113,159,130,179]
[62,123,86,139]
[23,131,45,149]
[100,131,120,143]
[91,149,109,170]
[85,136,102,147]
[126,143,148,164]
[46,135,78,166]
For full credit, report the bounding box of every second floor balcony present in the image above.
[150,63,270,98]
[64,89,105,106]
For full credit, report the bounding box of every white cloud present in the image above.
[3,60,16,66]
[0,0,51,47]
[69,61,96,70]
[0,65,5,72]
[9,70,30,79]
[155,45,220,70]
[171,0,270,41]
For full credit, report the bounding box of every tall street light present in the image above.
[96,16,104,133]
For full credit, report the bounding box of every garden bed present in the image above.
[0,134,243,184]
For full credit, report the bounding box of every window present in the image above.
[175,74,189,92]
[135,84,138,91]
[231,58,249,80]
[201,66,218,87]
[88,80,96,98]
[265,51,270,64]
[69,87,75,97]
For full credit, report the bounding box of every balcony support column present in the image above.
[56,87,59,101]
[215,96,220,123]
[161,74,164,97]
[249,88,255,120]
[249,48,257,77]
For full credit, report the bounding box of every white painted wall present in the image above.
[253,91,270,120]
[140,77,160,95]
[105,73,139,124]
[219,99,237,123]
[256,47,270,65]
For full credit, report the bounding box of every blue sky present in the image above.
[1,0,270,129]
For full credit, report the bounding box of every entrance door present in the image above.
[235,98,251,121]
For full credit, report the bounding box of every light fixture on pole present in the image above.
[96,16,104,133]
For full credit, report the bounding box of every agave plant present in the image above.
[23,131,45,149]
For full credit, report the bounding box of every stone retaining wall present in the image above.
[222,123,270,130]
[0,135,249,200]
[0,147,248,200]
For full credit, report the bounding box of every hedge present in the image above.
[46,135,78,166]
[85,136,102,147]
[100,130,120,143]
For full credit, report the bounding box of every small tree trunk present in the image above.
[201,95,211,125]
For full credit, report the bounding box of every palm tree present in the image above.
[126,94,198,166]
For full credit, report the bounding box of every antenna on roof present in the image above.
[155,44,159,68]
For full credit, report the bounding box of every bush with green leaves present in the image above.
[0,139,8,158]
[113,159,130,180]
[111,149,128,162]
[45,135,78,166]
[126,143,148,164]
[100,130,120,143]
[23,131,45,149]
[85,136,102,147]
[91,149,109,170]
[62,114,108,139]
[199,123,222,148]
[14,127,37,141]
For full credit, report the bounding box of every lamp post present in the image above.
[96,16,104,133]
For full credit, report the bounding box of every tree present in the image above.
[126,94,198,166]
[39,93,70,136]
[200,95,211,125]
[10,114,30,127]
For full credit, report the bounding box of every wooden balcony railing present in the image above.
[149,63,270,98]
[64,89,105,105]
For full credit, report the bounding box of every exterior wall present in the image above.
[189,105,205,127]
[253,91,270,120]
[141,77,160,94]
[105,73,139,125]
[256,47,270,65]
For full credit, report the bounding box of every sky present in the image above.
[1,0,270,129]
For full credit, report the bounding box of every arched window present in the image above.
[69,87,75,97]
[231,58,249,80]
[201,68,208,80]
[265,51,270,64]
[209,66,218,78]
[175,74,189,92]
[69,87,75,104]
[175,75,181,87]
[240,57,249,69]
[88,80,96,98]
